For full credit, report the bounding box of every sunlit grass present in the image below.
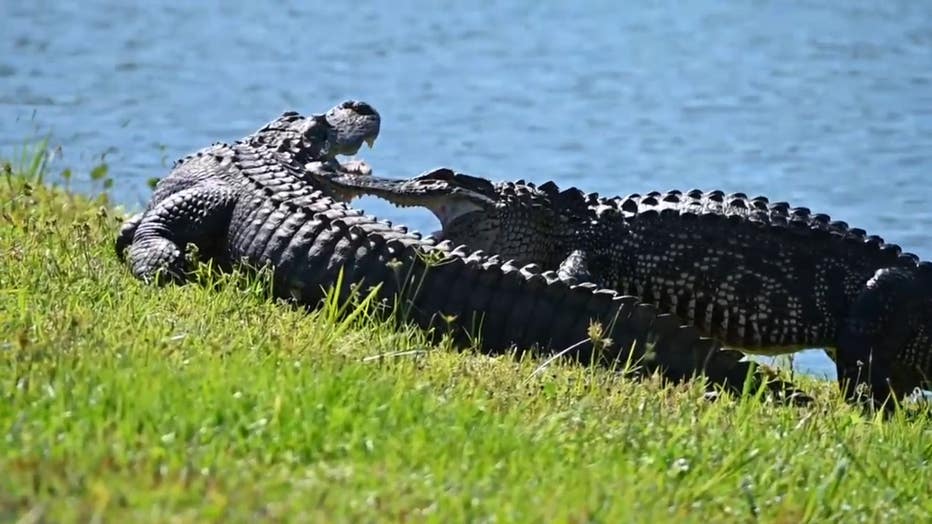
[1,150,931,522]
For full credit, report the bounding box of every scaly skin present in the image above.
[115,100,380,267]
[116,104,806,402]
[325,167,932,405]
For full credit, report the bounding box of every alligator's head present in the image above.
[328,167,583,268]
[321,100,381,157]
[255,100,381,162]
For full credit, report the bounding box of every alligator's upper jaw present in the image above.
[321,171,495,229]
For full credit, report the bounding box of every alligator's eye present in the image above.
[300,116,331,140]
[356,102,377,116]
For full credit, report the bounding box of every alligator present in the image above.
[115,99,379,265]
[115,101,806,402]
[324,167,932,405]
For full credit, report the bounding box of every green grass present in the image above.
[1,152,931,523]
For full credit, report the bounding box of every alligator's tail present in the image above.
[268,213,809,403]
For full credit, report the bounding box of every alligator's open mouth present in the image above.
[347,190,485,240]
[320,168,494,238]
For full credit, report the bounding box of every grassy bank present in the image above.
[1,152,931,523]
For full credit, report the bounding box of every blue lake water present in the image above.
[3,1,931,379]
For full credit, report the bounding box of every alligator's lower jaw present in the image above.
[346,196,442,239]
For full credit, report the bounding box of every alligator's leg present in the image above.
[557,249,594,284]
[123,184,238,284]
[837,266,932,404]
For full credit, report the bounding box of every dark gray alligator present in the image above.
[116,99,380,271]
[325,167,932,405]
[115,102,806,402]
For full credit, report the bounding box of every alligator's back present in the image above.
[581,189,922,352]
